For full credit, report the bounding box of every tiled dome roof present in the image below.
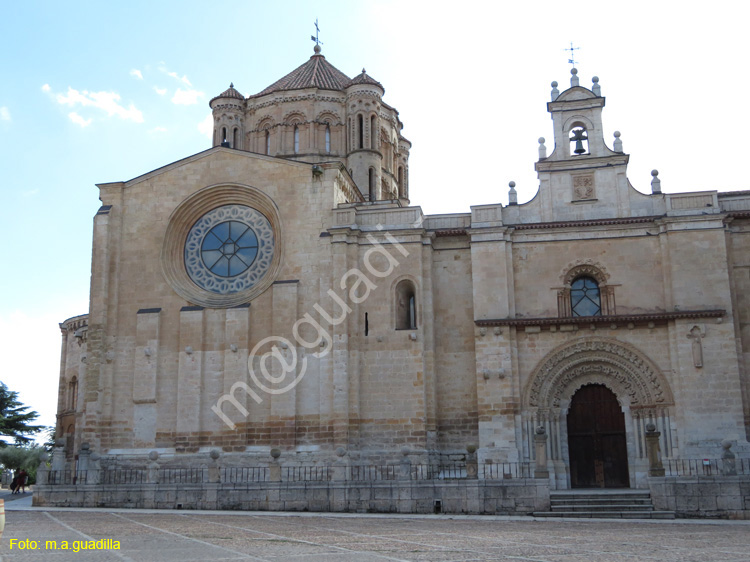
[251,48,352,97]
[346,69,384,90]
[210,83,244,104]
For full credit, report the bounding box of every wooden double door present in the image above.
[567,384,629,488]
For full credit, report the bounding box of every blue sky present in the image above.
[1,0,748,436]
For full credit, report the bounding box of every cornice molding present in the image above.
[475,310,726,328]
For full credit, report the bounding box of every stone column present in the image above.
[721,439,737,476]
[37,452,50,485]
[147,451,160,484]
[51,439,66,483]
[645,423,665,476]
[88,453,101,485]
[466,444,478,479]
[269,448,281,482]
[77,443,90,484]
[208,450,221,483]
[332,447,349,481]
[534,426,549,479]
[399,447,412,481]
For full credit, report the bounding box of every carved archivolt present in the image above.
[282,111,306,125]
[315,111,342,125]
[255,115,275,130]
[561,259,610,286]
[523,337,673,409]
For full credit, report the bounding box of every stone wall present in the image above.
[649,476,750,519]
[33,479,549,515]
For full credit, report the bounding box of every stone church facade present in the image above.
[55,48,750,492]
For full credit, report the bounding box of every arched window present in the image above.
[325,124,331,153]
[370,115,376,149]
[570,276,601,317]
[221,127,227,143]
[232,127,239,149]
[395,280,417,330]
[265,130,270,155]
[294,125,300,154]
[398,166,404,197]
[68,377,78,411]
[368,167,376,201]
[358,115,364,149]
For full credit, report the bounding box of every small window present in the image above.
[265,130,270,155]
[232,127,239,149]
[358,115,364,149]
[325,124,331,153]
[571,276,601,316]
[222,127,227,143]
[294,125,300,154]
[396,280,417,330]
[368,168,376,201]
[370,115,376,149]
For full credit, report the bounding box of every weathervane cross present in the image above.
[565,41,580,66]
[311,18,323,47]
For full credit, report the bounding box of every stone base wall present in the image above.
[649,476,750,519]
[33,479,549,515]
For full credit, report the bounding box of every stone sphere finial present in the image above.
[336,446,347,457]
[270,448,281,459]
[592,76,599,83]
[313,44,321,54]
[509,181,516,188]
[466,443,477,454]
[148,450,159,461]
[651,169,659,177]
[401,446,410,457]
[538,137,545,144]
[613,131,623,153]
[721,439,733,450]
[571,68,578,75]
[209,449,220,460]
[550,81,560,101]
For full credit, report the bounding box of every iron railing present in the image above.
[41,461,536,485]
[662,457,750,477]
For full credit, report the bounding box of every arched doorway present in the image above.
[567,384,629,488]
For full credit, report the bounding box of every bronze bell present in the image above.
[571,128,588,154]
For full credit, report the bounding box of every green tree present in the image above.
[0,381,43,446]
[0,445,44,485]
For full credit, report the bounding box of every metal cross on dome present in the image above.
[565,41,580,66]
[311,18,323,47]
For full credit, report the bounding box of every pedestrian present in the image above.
[17,470,28,494]
[9,471,19,494]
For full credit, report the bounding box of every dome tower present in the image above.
[209,83,245,149]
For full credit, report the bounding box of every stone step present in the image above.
[550,503,654,512]
[550,498,654,506]
[533,510,676,519]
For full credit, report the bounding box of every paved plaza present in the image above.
[1,493,749,561]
